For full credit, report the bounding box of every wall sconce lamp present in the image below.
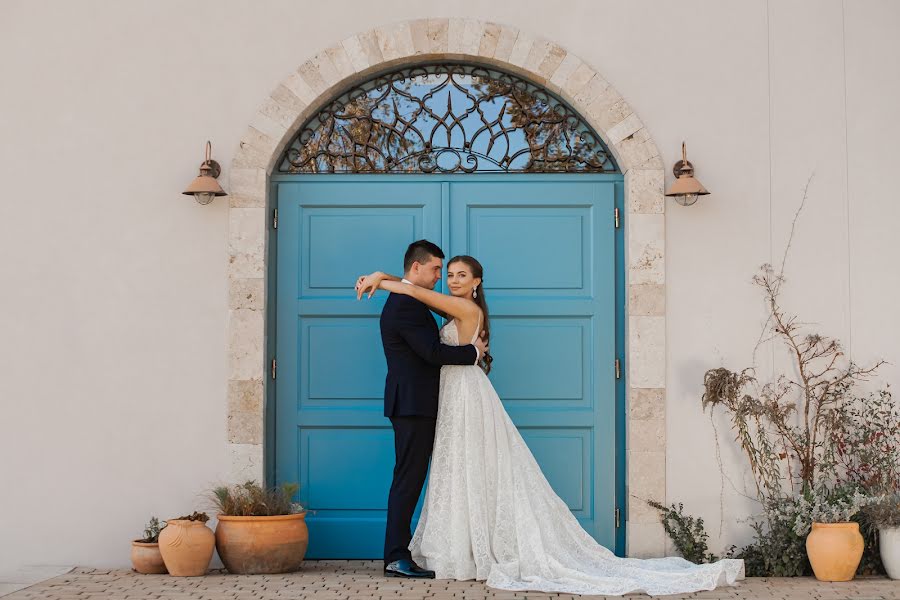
[664,142,709,206]
[183,141,227,205]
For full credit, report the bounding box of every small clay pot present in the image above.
[806,522,864,582]
[215,512,308,574]
[158,519,215,577]
[130,541,167,574]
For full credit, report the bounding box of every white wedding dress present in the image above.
[409,318,745,596]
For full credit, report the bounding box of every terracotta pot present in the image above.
[880,527,900,580]
[215,512,309,574]
[158,519,215,577]
[806,522,864,582]
[130,541,167,574]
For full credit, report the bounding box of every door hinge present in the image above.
[273,208,278,230]
[614,207,620,229]
[615,507,621,528]
[615,358,621,379]
[271,357,277,380]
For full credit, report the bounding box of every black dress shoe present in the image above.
[383,559,436,578]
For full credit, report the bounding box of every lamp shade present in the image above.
[183,165,226,197]
[665,174,708,197]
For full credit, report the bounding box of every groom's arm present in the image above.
[395,299,477,367]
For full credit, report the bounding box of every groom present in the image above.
[365,240,486,579]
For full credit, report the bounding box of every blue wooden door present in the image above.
[448,181,617,547]
[275,175,620,558]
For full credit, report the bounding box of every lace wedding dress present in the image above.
[409,318,745,596]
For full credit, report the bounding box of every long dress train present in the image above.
[409,318,744,596]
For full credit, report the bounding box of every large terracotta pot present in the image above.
[215,512,309,574]
[158,519,215,577]
[806,522,864,582]
[880,527,900,580]
[130,541,167,574]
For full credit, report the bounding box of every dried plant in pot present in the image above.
[694,177,897,578]
[862,494,900,579]
[157,511,215,577]
[131,517,167,574]
[211,481,308,574]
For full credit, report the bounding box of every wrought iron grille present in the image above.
[278,63,619,174]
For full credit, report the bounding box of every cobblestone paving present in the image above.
[3,561,899,600]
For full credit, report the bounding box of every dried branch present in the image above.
[705,173,890,503]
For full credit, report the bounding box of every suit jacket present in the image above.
[380,292,477,418]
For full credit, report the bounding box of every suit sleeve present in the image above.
[395,299,477,367]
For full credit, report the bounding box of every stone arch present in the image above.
[225,19,667,557]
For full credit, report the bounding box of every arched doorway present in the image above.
[226,19,668,558]
[272,63,624,557]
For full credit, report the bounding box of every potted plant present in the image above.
[794,488,872,581]
[131,517,167,574]
[211,481,308,574]
[862,494,900,579]
[157,511,215,577]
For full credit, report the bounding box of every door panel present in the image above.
[449,181,617,546]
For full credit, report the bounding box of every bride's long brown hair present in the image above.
[448,255,493,374]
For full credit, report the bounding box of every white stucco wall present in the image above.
[1,0,897,570]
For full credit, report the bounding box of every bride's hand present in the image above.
[354,275,372,295]
[356,271,385,299]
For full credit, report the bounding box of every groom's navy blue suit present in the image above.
[380,291,477,566]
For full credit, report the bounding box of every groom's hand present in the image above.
[474,331,489,358]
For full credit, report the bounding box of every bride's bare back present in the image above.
[452,307,483,346]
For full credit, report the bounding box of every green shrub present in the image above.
[136,516,165,543]
[645,500,725,564]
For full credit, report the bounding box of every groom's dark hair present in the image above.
[404,240,445,273]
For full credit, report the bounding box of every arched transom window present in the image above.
[279,63,620,174]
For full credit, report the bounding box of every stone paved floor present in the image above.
[2,561,898,600]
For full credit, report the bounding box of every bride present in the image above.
[356,255,744,596]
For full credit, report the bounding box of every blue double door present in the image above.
[274,175,622,558]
